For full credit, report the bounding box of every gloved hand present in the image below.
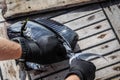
[12,36,67,64]
[65,58,96,80]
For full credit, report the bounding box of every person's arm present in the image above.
[65,74,80,80]
[0,37,22,60]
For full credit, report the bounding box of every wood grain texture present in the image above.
[78,30,115,50]
[101,0,120,41]
[52,4,102,23]
[64,11,106,30]
[4,0,105,19]
[76,20,111,39]
[0,61,20,80]
[92,51,120,70]
[0,9,5,22]
[95,63,120,80]
[110,76,120,80]
[29,60,69,80]
[42,69,69,80]
[82,40,120,55]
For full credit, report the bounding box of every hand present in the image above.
[12,36,67,64]
[66,58,96,80]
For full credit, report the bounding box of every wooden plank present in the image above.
[4,0,105,19]
[82,40,120,55]
[0,9,5,22]
[111,76,120,80]
[76,20,111,39]
[0,70,2,80]
[29,60,69,80]
[92,51,120,70]
[42,69,68,80]
[0,60,20,80]
[0,0,5,9]
[64,11,106,30]
[78,30,116,50]
[0,23,8,38]
[95,63,120,80]
[101,0,120,41]
[6,9,69,25]
[52,4,102,23]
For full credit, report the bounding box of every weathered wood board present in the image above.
[4,0,105,19]
[60,11,106,30]
[78,30,116,50]
[52,3,102,23]
[83,40,120,55]
[101,0,120,41]
[0,10,4,22]
[111,76,120,80]
[42,69,69,80]
[95,63,120,80]
[76,20,111,39]
[29,60,69,80]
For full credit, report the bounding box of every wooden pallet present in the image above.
[29,1,120,80]
[0,0,120,80]
[4,0,105,19]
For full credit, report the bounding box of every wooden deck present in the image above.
[0,0,120,80]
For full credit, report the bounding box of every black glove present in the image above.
[65,58,96,80]
[12,36,67,64]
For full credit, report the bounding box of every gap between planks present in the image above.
[78,30,116,50]
[51,3,102,23]
[52,11,106,30]
[76,20,111,40]
[101,0,120,42]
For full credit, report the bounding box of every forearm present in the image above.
[65,74,80,80]
[0,37,22,60]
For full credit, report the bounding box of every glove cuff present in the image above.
[12,37,29,62]
[65,69,84,80]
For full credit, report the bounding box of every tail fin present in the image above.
[69,53,108,65]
